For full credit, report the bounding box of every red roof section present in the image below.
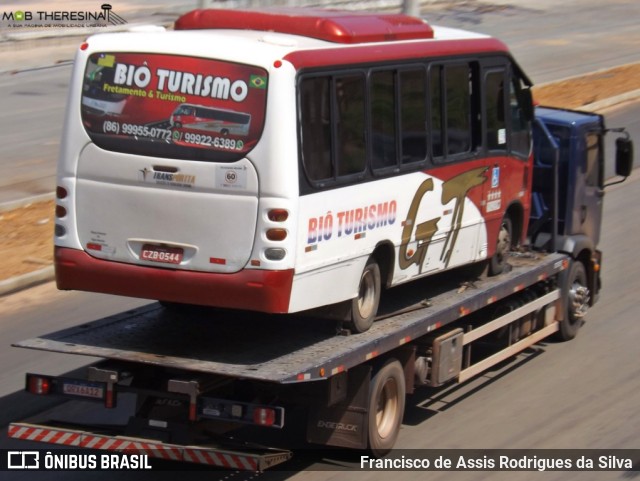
[174,8,434,44]
[283,37,510,69]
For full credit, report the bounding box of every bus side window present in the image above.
[446,64,472,156]
[400,69,427,164]
[430,65,444,159]
[371,70,398,170]
[300,76,333,181]
[370,68,427,173]
[485,69,508,152]
[509,73,532,158]
[430,63,476,162]
[336,74,367,176]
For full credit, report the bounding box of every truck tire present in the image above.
[558,260,589,341]
[489,216,512,276]
[367,359,405,457]
[347,258,381,333]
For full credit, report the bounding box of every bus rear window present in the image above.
[81,52,268,162]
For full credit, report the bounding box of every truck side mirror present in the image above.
[616,137,633,178]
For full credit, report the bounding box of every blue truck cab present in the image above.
[530,106,633,312]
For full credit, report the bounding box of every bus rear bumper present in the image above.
[55,247,294,313]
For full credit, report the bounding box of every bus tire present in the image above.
[489,216,512,276]
[558,260,589,341]
[367,359,405,457]
[347,258,381,333]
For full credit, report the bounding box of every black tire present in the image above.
[489,216,513,276]
[347,258,381,333]
[367,359,405,457]
[558,260,589,341]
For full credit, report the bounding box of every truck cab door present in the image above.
[577,131,605,246]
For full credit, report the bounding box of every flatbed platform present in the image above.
[14,253,567,383]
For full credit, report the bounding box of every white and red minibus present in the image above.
[54,8,534,332]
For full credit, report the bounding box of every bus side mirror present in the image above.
[615,137,633,178]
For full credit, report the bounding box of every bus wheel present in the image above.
[348,258,381,333]
[558,260,589,341]
[367,359,405,457]
[489,216,512,276]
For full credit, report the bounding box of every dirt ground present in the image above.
[1,63,639,282]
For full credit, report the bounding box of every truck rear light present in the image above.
[56,186,68,199]
[105,385,115,408]
[268,209,289,222]
[27,375,51,395]
[55,224,67,237]
[253,408,276,427]
[266,229,287,241]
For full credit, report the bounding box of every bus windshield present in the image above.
[81,52,268,162]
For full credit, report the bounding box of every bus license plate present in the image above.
[141,245,184,265]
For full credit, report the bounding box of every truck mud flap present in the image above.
[8,422,291,471]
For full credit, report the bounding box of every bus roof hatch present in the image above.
[174,8,435,44]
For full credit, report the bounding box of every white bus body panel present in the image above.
[289,173,488,312]
[75,145,259,273]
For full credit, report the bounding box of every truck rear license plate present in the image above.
[62,383,104,399]
[141,244,184,264]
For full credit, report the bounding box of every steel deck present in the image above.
[13,253,567,383]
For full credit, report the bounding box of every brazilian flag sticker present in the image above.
[250,75,267,89]
[97,54,116,68]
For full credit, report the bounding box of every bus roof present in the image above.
[83,12,508,73]
[175,8,435,44]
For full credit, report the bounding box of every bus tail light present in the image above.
[265,248,286,261]
[253,408,276,427]
[56,205,67,218]
[56,186,68,199]
[268,209,289,222]
[27,375,51,395]
[55,224,67,237]
[266,228,287,241]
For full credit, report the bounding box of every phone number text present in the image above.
[103,121,171,140]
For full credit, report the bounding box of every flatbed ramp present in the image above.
[14,253,566,384]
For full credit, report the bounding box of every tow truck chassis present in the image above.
[8,253,580,470]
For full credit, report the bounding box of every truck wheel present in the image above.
[347,258,381,333]
[367,359,405,457]
[489,216,512,276]
[558,260,589,341]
